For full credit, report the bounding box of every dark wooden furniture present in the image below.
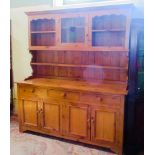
[17,5,132,155]
[124,18,144,155]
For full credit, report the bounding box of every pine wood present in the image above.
[18,78,127,95]
[17,4,132,155]
[65,103,90,140]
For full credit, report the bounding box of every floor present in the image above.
[10,121,116,155]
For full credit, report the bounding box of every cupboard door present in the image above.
[59,14,89,48]
[20,99,39,128]
[65,103,90,140]
[91,106,117,145]
[89,11,130,50]
[29,15,57,49]
[41,101,61,135]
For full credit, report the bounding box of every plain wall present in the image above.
[10,5,52,114]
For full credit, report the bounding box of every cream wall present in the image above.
[10,5,53,114]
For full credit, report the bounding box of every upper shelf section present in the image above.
[27,5,132,52]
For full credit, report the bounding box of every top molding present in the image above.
[25,4,134,16]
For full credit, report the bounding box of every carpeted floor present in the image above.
[10,121,116,155]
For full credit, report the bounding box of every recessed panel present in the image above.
[95,111,115,142]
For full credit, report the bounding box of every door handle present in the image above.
[91,118,95,124]
[64,92,67,98]
[87,119,91,124]
[87,119,91,129]
[37,109,43,114]
[40,109,43,113]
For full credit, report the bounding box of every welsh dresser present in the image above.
[17,4,132,155]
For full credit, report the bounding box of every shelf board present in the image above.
[29,46,129,52]
[31,31,56,34]
[62,26,84,29]
[92,29,125,32]
[31,62,128,70]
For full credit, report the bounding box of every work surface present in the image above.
[17,78,127,95]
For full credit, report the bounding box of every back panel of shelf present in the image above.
[31,50,128,82]
[31,33,56,46]
[31,19,56,31]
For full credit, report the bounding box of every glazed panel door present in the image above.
[58,13,89,48]
[89,10,130,50]
[64,102,90,140]
[29,15,58,49]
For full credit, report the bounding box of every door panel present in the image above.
[42,102,61,134]
[91,106,116,144]
[59,14,89,48]
[21,99,38,127]
[65,103,90,140]
[95,111,115,142]
[70,107,87,136]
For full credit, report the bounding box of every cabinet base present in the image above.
[20,126,122,155]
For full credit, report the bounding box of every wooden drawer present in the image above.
[35,87,47,98]
[100,95,121,105]
[80,93,121,105]
[19,86,36,98]
[19,86,47,99]
[47,89,65,99]
[47,89,79,101]
[80,93,101,104]
[65,91,80,101]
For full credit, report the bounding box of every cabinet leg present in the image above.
[118,151,122,155]
[117,147,123,155]
[19,125,24,133]
[111,146,123,155]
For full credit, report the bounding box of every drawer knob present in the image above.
[97,97,103,102]
[100,98,103,102]
[23,88,35,93]
[91,118,95,124]
[32,88,35,93]
[64,93,67,98]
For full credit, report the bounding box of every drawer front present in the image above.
[19,86,80,102]
[47,89,80,101]
[47,89,65,99]
[19,85,121,106]
[80,93,121,106]
[100,95,121,105]
[19,86,37,98]
[19,86,47,99]
[35,88,47,98]
[80,93,101,104]
[65,91,80,101]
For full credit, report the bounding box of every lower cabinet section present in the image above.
[18,86,124,155]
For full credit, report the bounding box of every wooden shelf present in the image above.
[31,62,128,70]
[62,26,84,29]
[92,29,125,32]
[31,31,56,34]
[29,46,129,52]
